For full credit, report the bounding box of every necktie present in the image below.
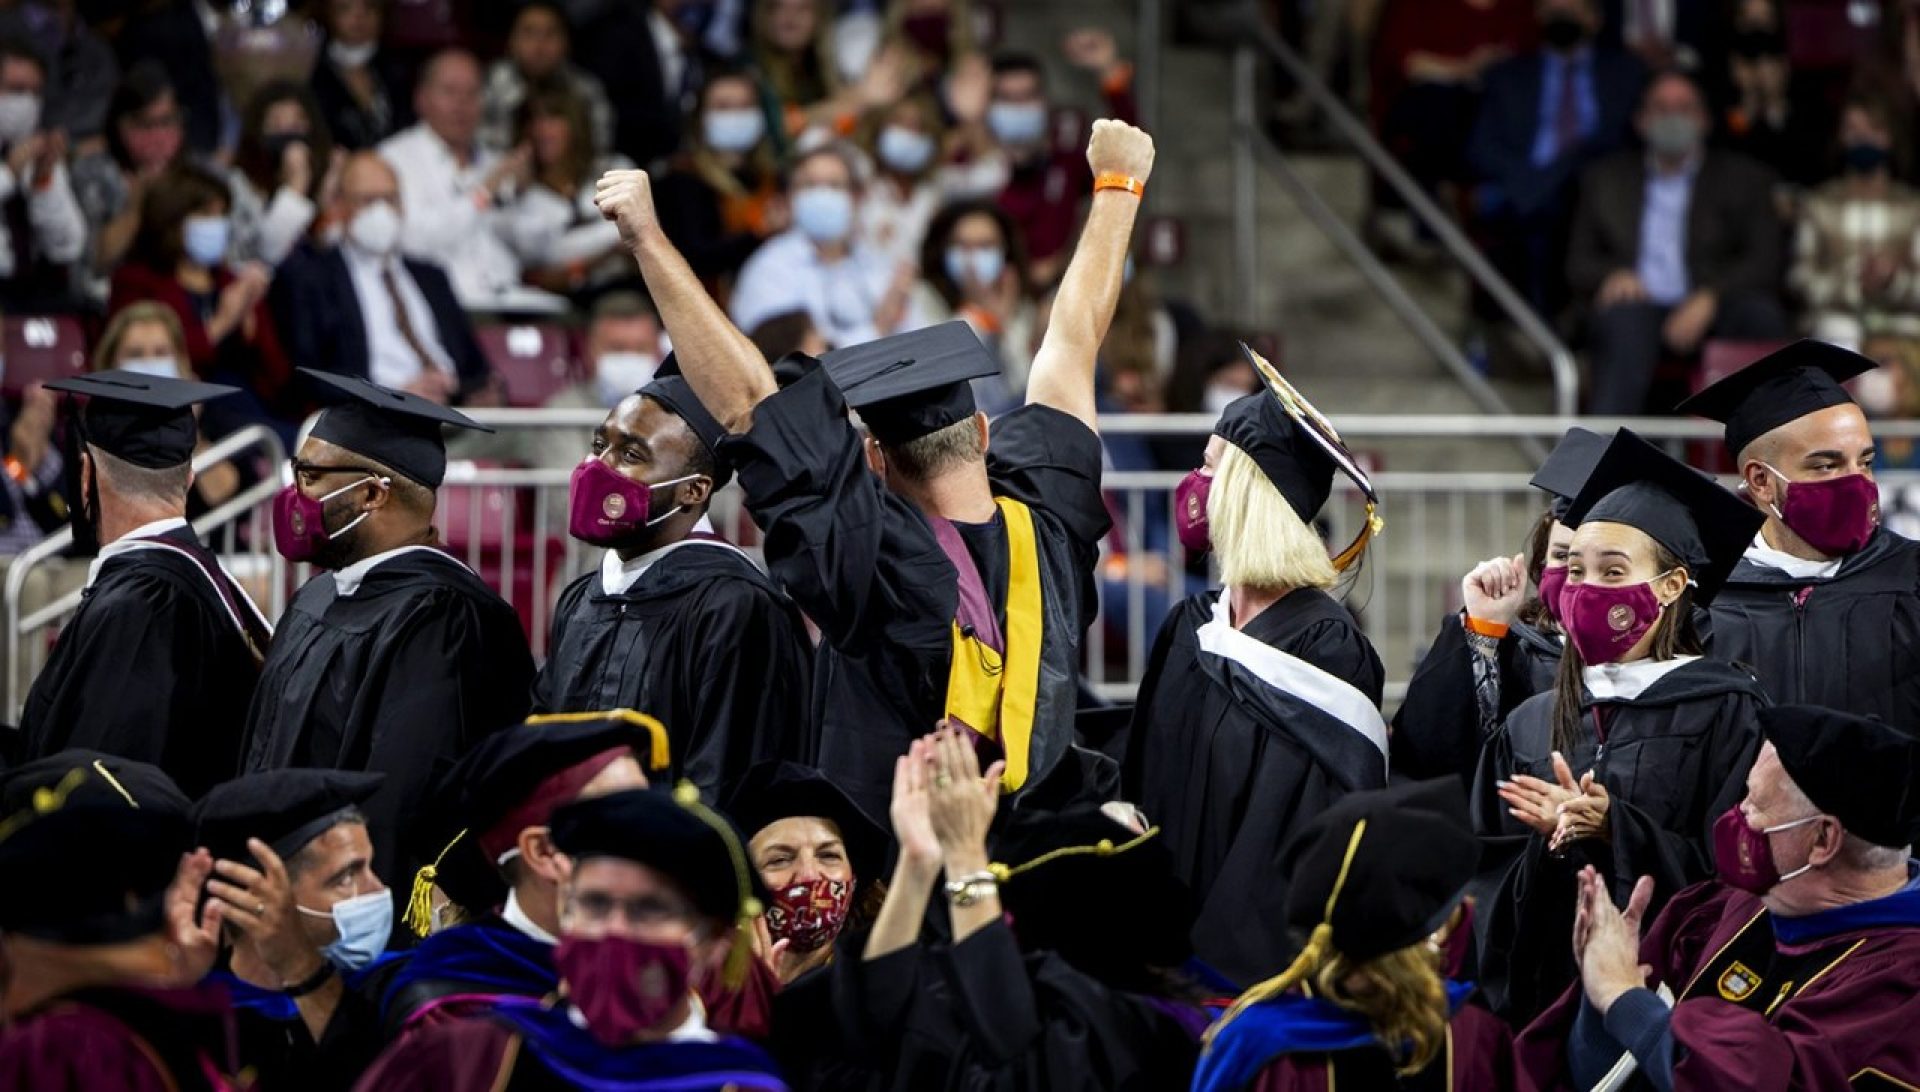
[381,263,438,376]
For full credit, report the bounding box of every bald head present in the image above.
[416,49,483,149]
[1740,403,1877,533]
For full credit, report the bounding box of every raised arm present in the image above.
[595,169,777,434]
[1023,119,1156,430]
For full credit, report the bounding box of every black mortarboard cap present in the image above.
[1760,705,1920,849]
[550,786,768,926]
[0,752,191,943]
[301,368,491,489]
[1562,429,1764,605]
[1214,344,1378,524]
[1280,778,1478,964]
[987,807,1194,985]
[1674,340,1873,459]
[645,354,735,488]
[192,769,384,868]
[46,370,240,469]
[1530,427,1609,519]
[721,761,891,885]
[821,321,1000,445]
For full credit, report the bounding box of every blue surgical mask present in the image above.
[792,186,854,244]
[703,108,765,154]
[182,215,231,268]
[943,245,1005,288]
[594,350,659,407]
[987,101,1048,146]
[877,125,936,174]
[118,356,183,379]
[299,889,392,971]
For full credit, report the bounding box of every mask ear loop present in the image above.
[322,475,392,541]
[641,473,706,529]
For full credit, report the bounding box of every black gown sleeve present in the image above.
[1605,692,1765,904]
[985,405,1111,632]
[672,578,814,793]
[1392,614,1488,784]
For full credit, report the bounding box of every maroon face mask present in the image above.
[1761,464,1879,558]
[553,935,693,1047]
[1560,574,1675,665]
[1174,469,1212,554]
[1536,565,1568,625]
[764,878,853,953]
[567,459,697,547]
[1712,806,1820,894]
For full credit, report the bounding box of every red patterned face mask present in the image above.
[763,878,853,953]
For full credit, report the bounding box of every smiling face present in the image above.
[1563,520,1689,661]
[748,815,853,892]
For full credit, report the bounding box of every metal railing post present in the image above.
[1232,46,1260,327]
[1136,0,1161,135]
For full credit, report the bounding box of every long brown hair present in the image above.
[1312,944,1450,1076]
[518,81,595,196]
[1516,507,1560,630]
[750,0,841,107]
[1549,537,1703,754]
[685,67,778,199]
[235,80,334,198]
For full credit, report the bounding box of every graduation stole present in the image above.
[112,533,274,666]
[1677,909,1867,1017]
[931,496,1043,792]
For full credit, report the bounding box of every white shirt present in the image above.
[1583,655,1700,702]
[376,123,523,306]
[501,158,632,270]
[1745,531,1845,580]
[648,8,687,102]
[501,890,558,946]
[87,516,189,587]
[600,516,754,596]
[340,240,457,389]
[0,160,86,277]
[729,229,898,348]
[332,543,469,597]
[226,168,316,267]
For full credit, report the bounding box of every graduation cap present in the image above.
[550,784,769,985]
[192,769,384,869]
[1205,779,1477,1046]
[46,370,240,469]
[1530,427,1608,520]
[1562,429,1765,605]
[403,709,672,937]
[643,354,734,489]
[0,755,192,944]
[1215,343,1382,570]
[1759,705,1920,849]
[820,321,1000,446]
[301,368,492,489]
[1674,340,1874,459]
[984,807,1193,989]
[720,761,891,885]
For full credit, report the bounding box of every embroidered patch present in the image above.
[1717,961,1760,1002]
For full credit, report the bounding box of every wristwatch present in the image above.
[943,870,999,907]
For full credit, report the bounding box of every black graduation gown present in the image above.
[833,919,1205,1091]
[1706,527,1920,725]
[718,366,1111,820]
[531,542,814,793]
[17,523,264,797]
[1390,613,1561,786]
[1123,588,1387,987]
[210,955,402,1092]
[240,548,534,900]
[766,959,885,1091]
[1472,658,1766,1023]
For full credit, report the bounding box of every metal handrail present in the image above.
[1208,2,1580,418]
[4,424,287,718]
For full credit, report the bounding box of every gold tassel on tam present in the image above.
[986,826,1163,884]
[404,829,469,938]
[1331,503,1384,573]
[670,781,763,989]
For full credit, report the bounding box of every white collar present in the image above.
[502,890,558,946]
[598,516,736,596]
[333,544,461,596]
[564,990,716,1043]
[1745,531,1844,580]
[88,516,190,587]
[1583,655,1699,701]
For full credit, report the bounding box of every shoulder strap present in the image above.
[110,535,274,666]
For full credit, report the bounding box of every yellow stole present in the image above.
[943,496,1045,791]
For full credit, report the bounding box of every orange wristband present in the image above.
[1093,171,1144,199]
[1463,614,1509,639]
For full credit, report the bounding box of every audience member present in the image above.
[883,0,979,78]
[858,90,1004,266]
[654,65,786,286]
[227,81,335,268]
[501,83,633,300]
[86,301,245,510]
[0,36,83,311]
[569,0,704,168]
[992,31,1139,282]
[911,198,1035,403]
[1566,70,1787,414]
[479,1,614,157]
[108,163,296,422]
[1163,328,1263,415]
[71,61,184,279]
[749,0,846,134]
[310,0,412,152]
[1600,0,1716,72]
[13,0,117,141]
[729,142,914,347]
[1719,0,1826,188]
[271,152,490,405]
[377,49,532,309]
[1468,0,1645,316]
[747,307,829,358]
[112,0,229,156]
[1790,96,1920,351]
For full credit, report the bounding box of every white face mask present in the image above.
[297,889,392,970]
[328,39,378,68]
[594,350,660,406]
[0,92,41,145]
[1203,382,1245,415]
[1854,366,1900,416]
[876,125,936,174]
[118,356,183,379]
[348,200,402,257]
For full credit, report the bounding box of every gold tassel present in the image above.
[404,829,468,938]
[1331,503,1383,573]
[670,781,761,989]
[0,768,90,844]
[988,827,1161,885]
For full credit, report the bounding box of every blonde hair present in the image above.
[1208,443,1337,591]
[93,303,186,373]
[1312,944,1450,1076]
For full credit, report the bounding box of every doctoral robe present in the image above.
[1124,588,1387,986]
[0,984,246,1091]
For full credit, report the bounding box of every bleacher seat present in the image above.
[3,315,88,400]
[1689,338,1793,471]
[476,323,578,408]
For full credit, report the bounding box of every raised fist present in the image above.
[594,168,658,249]
[1086,118,1154,184]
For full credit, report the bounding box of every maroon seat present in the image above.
[1687,338,1793,471]
[475,323,578,408]
[3,315,87,400]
